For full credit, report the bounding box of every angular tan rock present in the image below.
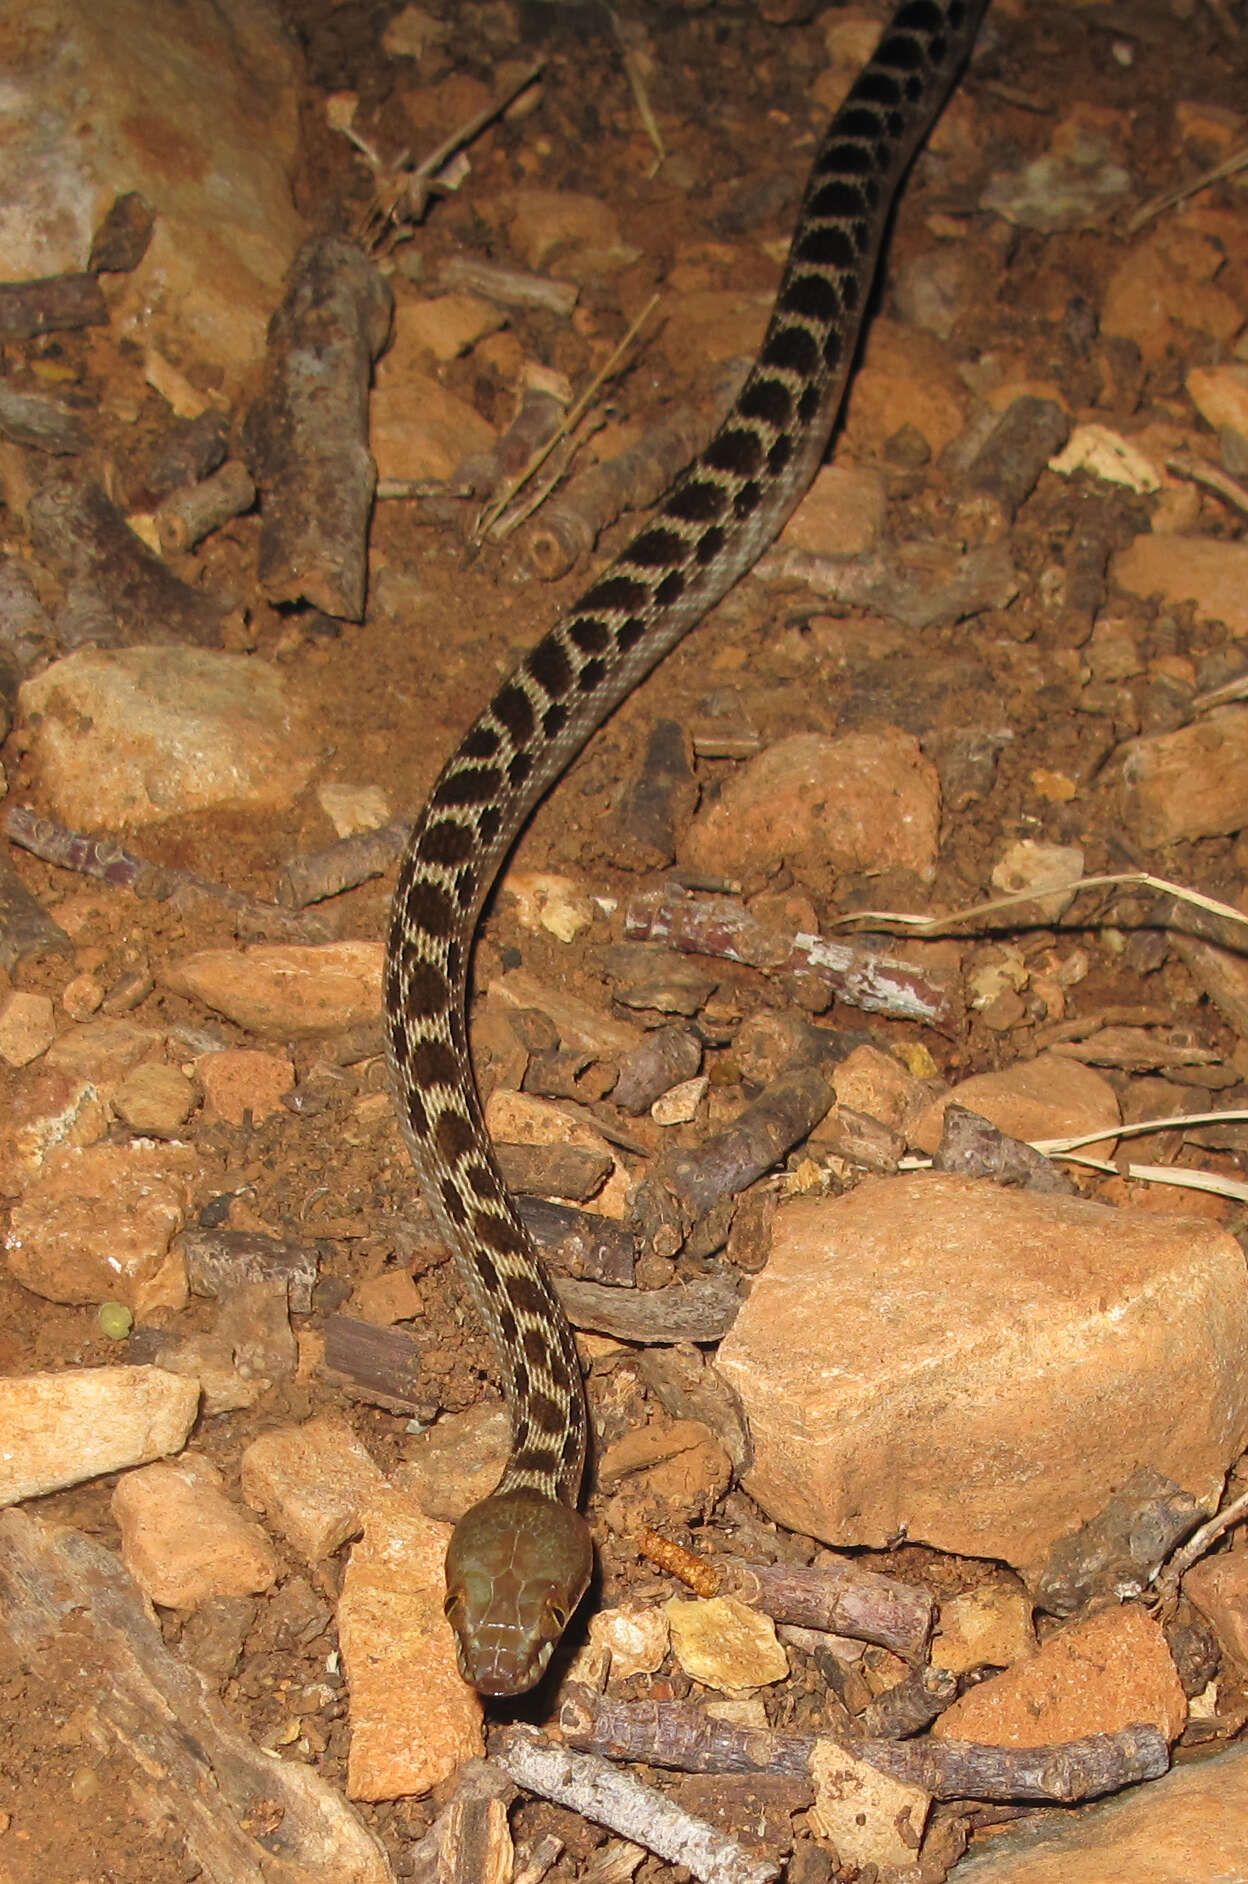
[932,1573,1035,1676]
[45,1016,164,1085]
[0,1067,107,1197]
[392,291,504,362]
[933,1604,1185,1745]
[912,1050,1120,1156]
[0,1365,199,1505]
[371,368,495,481]
[350,1269,420,1326]
[780,463,887,558]
[241,1415,386,1560]
[502,188,620,271]
[679,727,940,887]
[113,1062,197,1135]
[163,941,383,1036]
[844,316,968,458]
[485,1089,630,1218]
[396,1401,511,1523]
[589,1604,670,1681]
[197,1047,294,1124]
[952,1739,1248,1884]
[0,991,55,1068]
[112,1455,279,1608]
[1187,362,1248,440]
[19,646,321,828]
[666,1595,789,1693]
[1112,537,1248,640]
[831,1042,929,1135]
[1121,704,1248,847]
[338,1490,482,1798]
[715,1174,1248,1578]
[1183,1550,1248,1669]
[5,1141,194,1312]
[809,1736,931,1872]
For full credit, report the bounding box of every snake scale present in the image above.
[385,0,988,1693]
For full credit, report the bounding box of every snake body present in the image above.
[386,0,987,1694]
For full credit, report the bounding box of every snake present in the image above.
[384,0,988,1695]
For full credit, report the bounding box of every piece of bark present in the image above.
[156,458,256,554]
[521,364,747,580]
[181,1227,322,1316]
[860,1665,958,1738]
[4,804,332,943]
[27,475,227,646]
[0,385,90,454]
[281,817,411,907]
[932,1103,1075,1194]
[323,1314,437,1417]
[664,1061,837,1221]
[626,887,959,1033]
[126,407,231,511]
[497,1139,613,1204]
[555,1695,1169,1803]
[493,1726,779,1884]
[0,272,108,340]
[613,719,700,872]
[554,1273,741,1344]
[758,539,1019,634]
[402,1761,517,1884]
[614,1024,703,1116]
[88,192,156,274]
[518,1196,636,1285]
[0,557,56,674]
[718,1556,935,1660]
[523,1047,613,1103]
[815,1103,906,1174]
[248,237,393,621]
[0,1510,393,1884]
[439,255,578,316]
[0,852,71,969]
[961,396,1072,522]
[456,383,569,497]
[1032,1466,1206,1617]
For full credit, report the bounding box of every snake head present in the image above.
[444,1488,593,1695]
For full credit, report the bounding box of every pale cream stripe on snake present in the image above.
[385,0,988,1694]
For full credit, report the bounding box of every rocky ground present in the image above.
[1,0,1248,1879]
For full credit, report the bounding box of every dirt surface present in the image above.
[2,0,1248,1878]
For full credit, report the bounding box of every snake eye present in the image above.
[444,1591,462,1623]
[545,1601,570,1634]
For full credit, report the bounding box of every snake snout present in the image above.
[444,1488,593,1696]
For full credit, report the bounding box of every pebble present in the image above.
[0,991,55,1068]
[4,1141,195,1312]
[397,1402,511,1523]
[1122,704,1248,846]
[779,463,886,558]
[350,1269,421,1326]
[912,1049,1120,1157]
[1183,1550,1248,1668]
[338,1490,482,1798]
[485,1089,631,1218]
[112,1061,197,1135]
[112,1453,279,1608]
[679,726,941,886]
[162,940,384,1036]
[392,291,504,363]
[715,1173,1248,1580]
[0,1364,199,1505]
[809,1736,931,1873]
[0,1068,107,1196]
[932,1573,1036,1676]
[665,1595,789,1693]
[650,1074,707,1125]
[316,782,392,837]
[589,1603,670,1681]
[197,1047,294,1124]
[240,1414,386,1560]
[18,647,321,828]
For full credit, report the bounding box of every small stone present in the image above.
[932,1574,1036,1675]
[1122,704,1248,846]
[397,1402,511,1523]
[338,1490,483,1798]
[1183,1551,1248,1669]
[197,1047,294,1124]
[651,1075,707,1125]
[912,1050,1119,1157]
[393,291,504,362]
[0,1365,199,1505]
[990,840,1084,923]
[502,188,621,272]
[666,1595,789,1693]
[831,1043,927,1135]
[780,463,887,558]
[502,870,595,943]
[163,941,383,1036]
[809,1735,931,1872]
[485,1089,630,1218]
[112,1454,279,1608]
[350,1269,421,1326]
[45,1016,164,1087]
[156,1278,296,1416]
[18,646,321,829]
[0,991,55,1067]
[1113,539,1248,641]
[933,1603,1186,1746]
[4,1141,194,1312]
[317,782,391,837]
[0,1068,107,1197]
[371,368,495,480]
[97,1301,133,1341]
[1186,363,1248,442]
[113,1062,197,1135]
[60,972,104,1020]
[680,727,940,887]
[589,1603,670,1680]
[240,1414,386,1560]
